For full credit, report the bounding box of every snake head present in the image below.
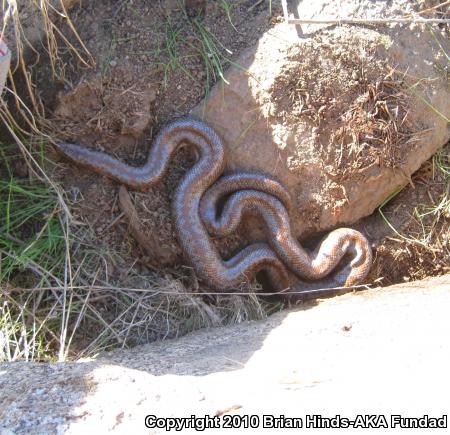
[54,141,82,159]
[54,141,108,168]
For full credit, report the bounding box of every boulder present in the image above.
[1,275,449,433]
[192,4,449,236]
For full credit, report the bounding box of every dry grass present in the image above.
[0,159,274,362]
[0,0,275,362]
[2,273,273,361]
[373,143,450,285]
[1,1,93,124]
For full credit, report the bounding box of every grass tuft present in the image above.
[218,0,239,33]
[378,145,449,248]
[0,139,69,362]
[0,177,65,283]
[160,15,196,87]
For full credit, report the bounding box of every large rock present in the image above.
[1,275,449,433]
[193,2,449,236]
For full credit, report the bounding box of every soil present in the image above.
[10,1,450,292]
[37,0,284,272]
[269,31,413,179]
[364,147,450,285]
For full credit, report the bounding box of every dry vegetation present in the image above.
[371,145,449,285]
[0,0,285,362]
[0,0,449,362]
[270,32,415,179]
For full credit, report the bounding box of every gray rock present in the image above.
[1,275,449,433]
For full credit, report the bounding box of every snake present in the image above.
[55,117,372,293]
[200,173,372,287]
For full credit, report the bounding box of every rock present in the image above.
[192,5,449,237]
[1,274,449,433]
[54,75,158,142]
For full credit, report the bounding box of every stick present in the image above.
[286,17,450,25]
[416,0,450,15]
[281,0,289,22]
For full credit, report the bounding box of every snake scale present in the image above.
[55,118,372,293]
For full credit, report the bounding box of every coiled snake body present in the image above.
[56,118,372,293]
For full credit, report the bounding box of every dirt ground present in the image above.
[43,1,288,270]
[32,0,450,286]
[270,33,413,177]
[2,0,449,355]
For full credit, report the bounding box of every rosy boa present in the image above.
[55,118,372,294]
